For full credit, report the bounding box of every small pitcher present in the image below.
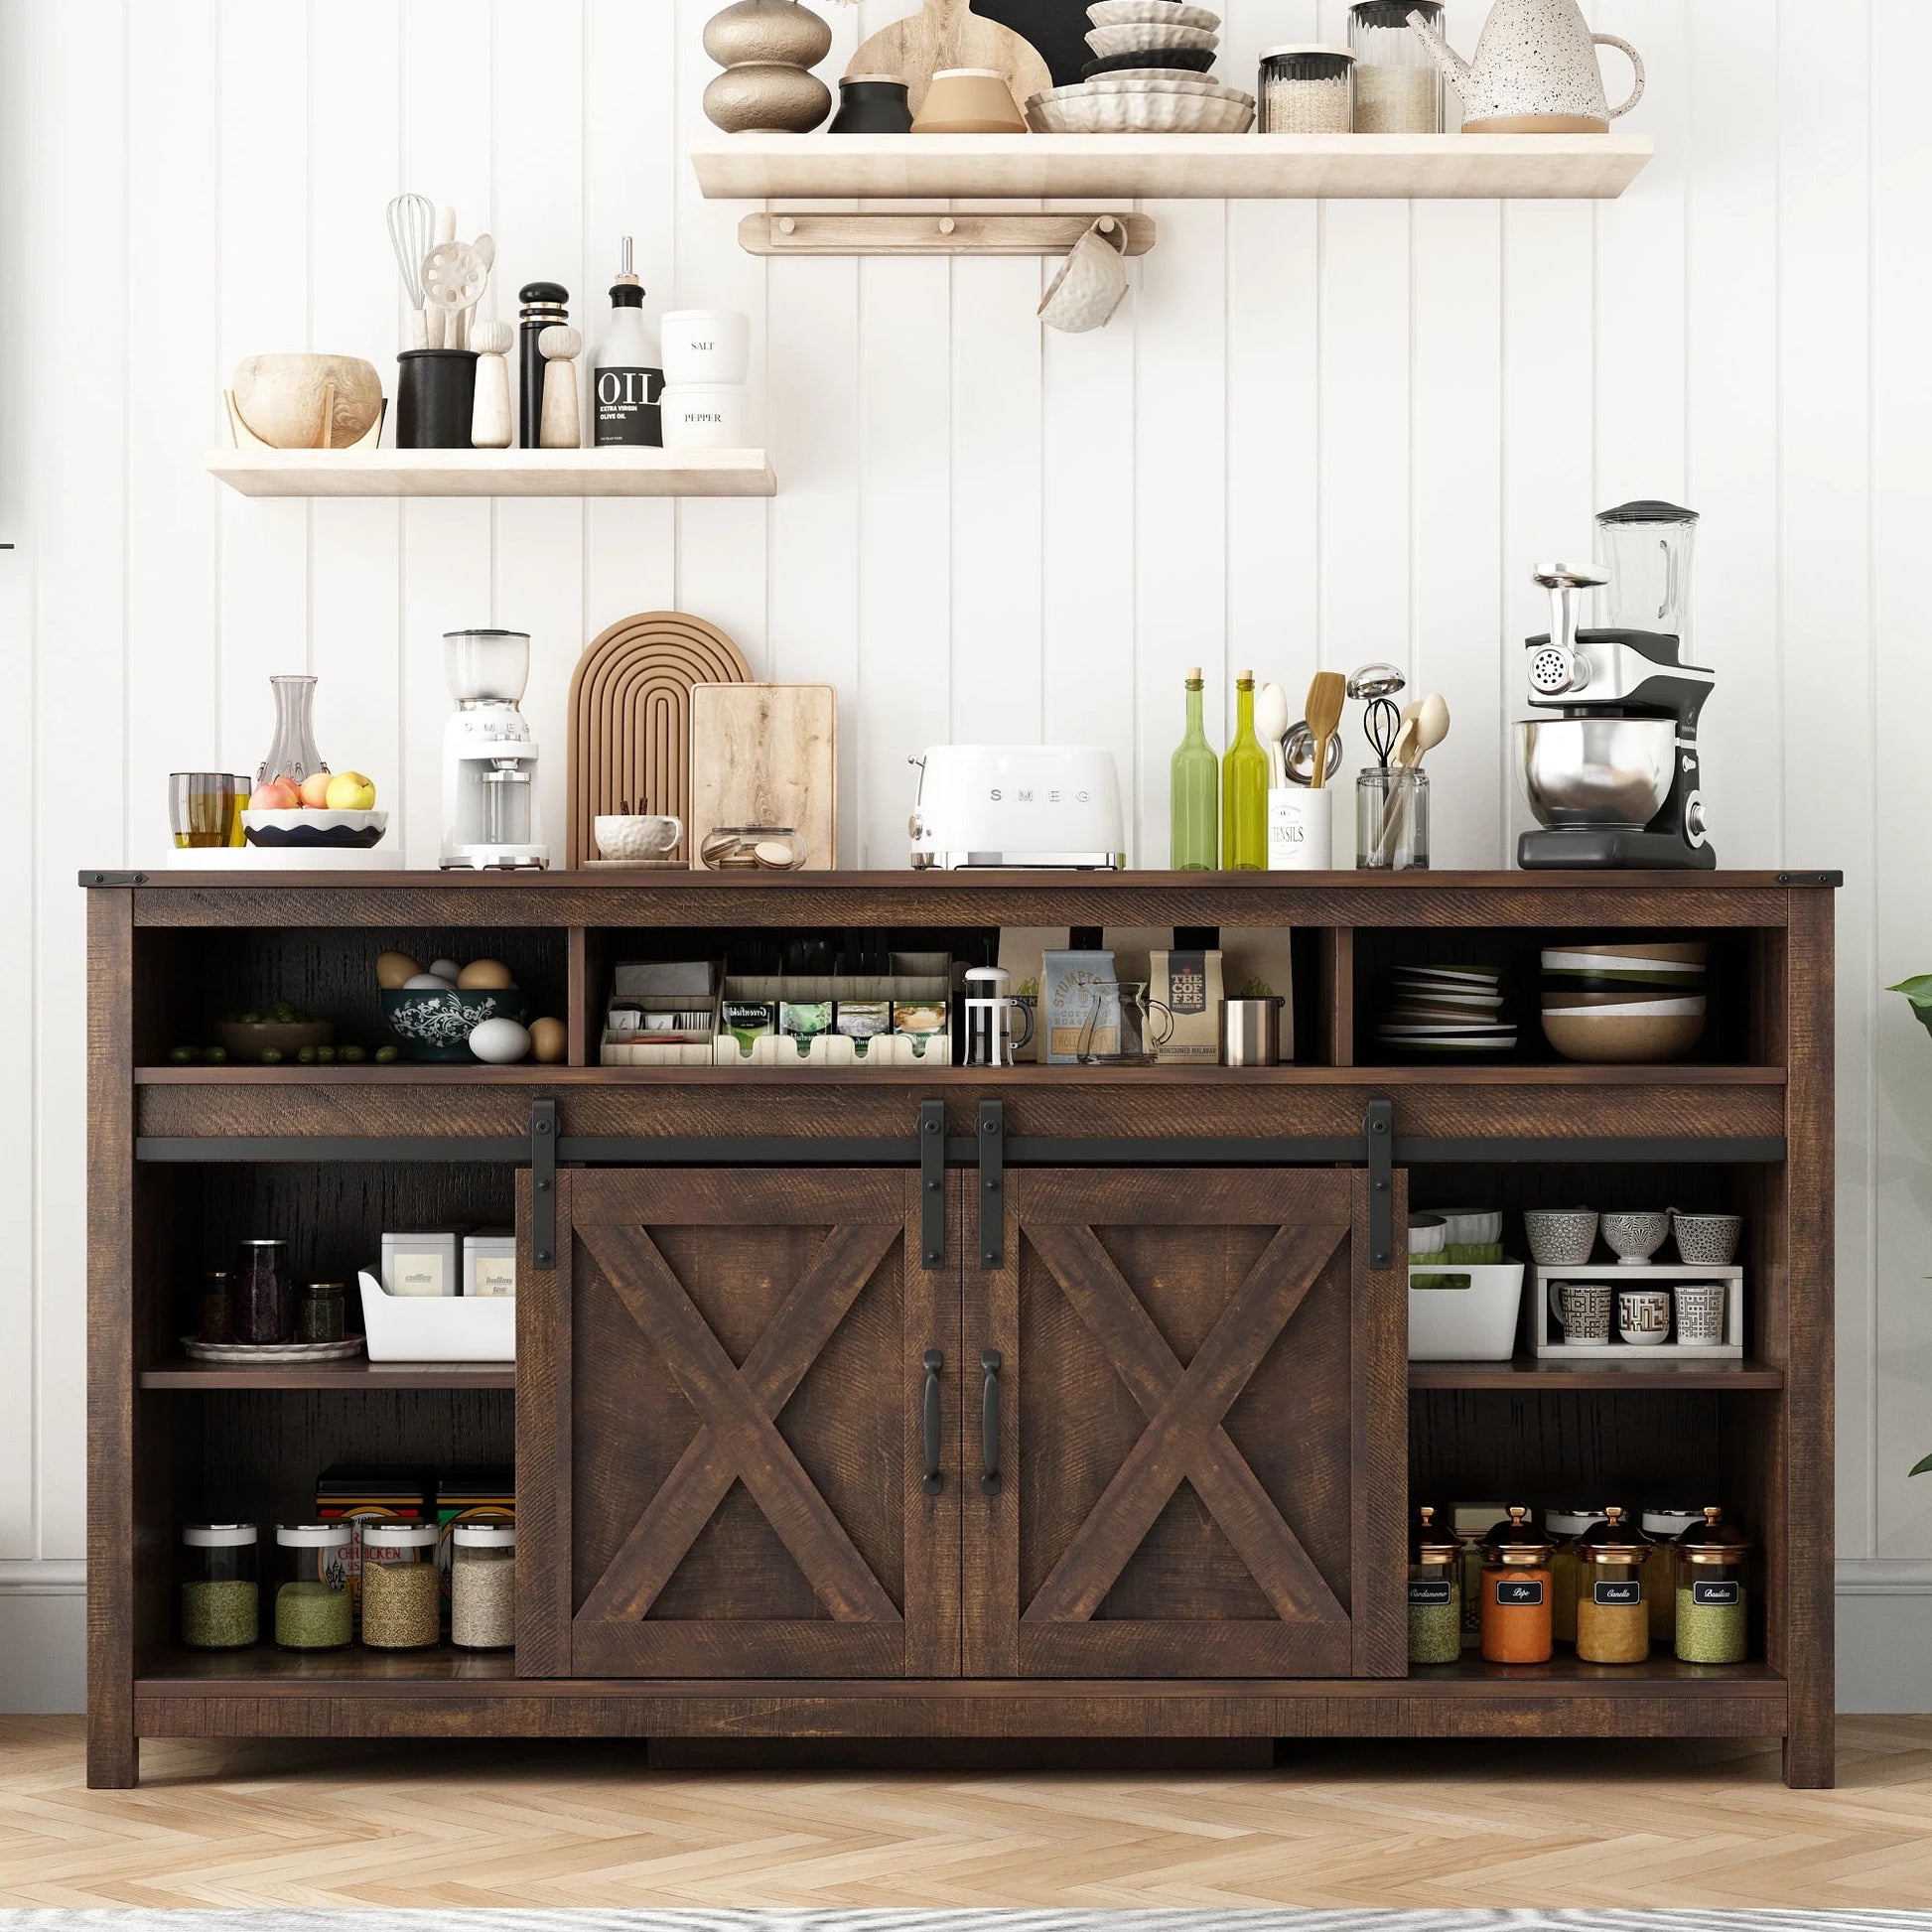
[1076,980,1173,1067]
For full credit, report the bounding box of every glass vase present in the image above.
[257,675,328,788]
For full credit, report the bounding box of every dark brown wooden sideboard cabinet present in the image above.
[83,868,1837,1788]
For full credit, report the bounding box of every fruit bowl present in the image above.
[382,986,528,1062]
[215,1019,337,1063]
[243,809,388,850]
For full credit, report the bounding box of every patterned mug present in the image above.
[1674,1281,1726,1347]
[1549,1278,1613,1344]
[1617,1286,1672,1346]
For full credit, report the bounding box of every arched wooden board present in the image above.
[846,0,1052,115]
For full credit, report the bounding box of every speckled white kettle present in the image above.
[1407,0,1643,133]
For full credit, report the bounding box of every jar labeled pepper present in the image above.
[1674,1506,1750,1664]
[1478,1506,1555,1664]
[1407,1505,1461,1665]
[297,1280,346,1344]
[1575,1505,1650,1664]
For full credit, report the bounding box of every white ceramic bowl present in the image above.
[1085,21,1219,57]
[1088,0,1221,28]
[1408,1213,1447,1257]
[1672,1210,1742,1265]
[1034,87,1252,132]
[1600,1209,1670,1265]
[1438,1209,1503,1247]
[1522,1207,1598,1267]
[661,383,753,450]
[660,310,751,387]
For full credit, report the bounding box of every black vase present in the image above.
[828,76,914,134]
[396,348,480,450]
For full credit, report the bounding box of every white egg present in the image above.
[467,1017,532,1064]
[429,957,462,982]
[403,972,454,991]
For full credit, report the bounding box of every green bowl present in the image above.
[381,986,527,1062]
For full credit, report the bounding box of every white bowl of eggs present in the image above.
[375,950,567,1065]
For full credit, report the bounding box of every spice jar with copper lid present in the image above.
[1407,1505,1461,1665]
[1478,1506,1555,1664]
[1674,1506,1750,1664]
[1575,1506,1651,1664]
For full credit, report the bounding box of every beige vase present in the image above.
[703,0,834,133]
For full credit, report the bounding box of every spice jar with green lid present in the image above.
[359,1522,442,1649]
[1407,1505,1461,1665]
[181,1523,258,1648]
[1674,1506,1750,1664]
[1478,1506,1556,1665]
[1575,1506,1650,1665]
[274,1523,351,1649]
[1545,1503,1605,1646]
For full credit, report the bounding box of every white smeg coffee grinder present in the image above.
[440,628,550,870]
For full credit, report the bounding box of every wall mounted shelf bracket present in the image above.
[739,210,1155,258]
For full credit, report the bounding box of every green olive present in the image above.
[315,1045,337,1063]
[168,1045,194,1064]
[259,1046,284,1065]
[339,1044,366,1063]
[374,1044,399,1064]
[297,1044,318,1064]
[239,1011,262,1026]
[204,1045,228,1064]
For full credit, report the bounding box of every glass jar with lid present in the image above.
[1674,1506,1750,1664]
[359,1522,442,1649]
[1259,46,1356,134]
[297,1280,346,1344]
[1478,1506,1555,1664]
[274,1523,351,1649]
[181,1523,258,1649]
[1347,1,1445,132]
[1545,1502,1605,1646]
[1642,1504,1705,1639]
[1407,1505,1461,1664]
[1575,1506,1651,1664]
[235,1237,291,1344]
[451,1523,516,1650]
[197,1270,235,1345]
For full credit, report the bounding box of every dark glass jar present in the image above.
[234,1239,291,1344]
[828,74,913,134]
[298,1281,346,1344]
[198,1270,235,1344]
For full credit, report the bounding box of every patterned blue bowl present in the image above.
[381,986,527,1062]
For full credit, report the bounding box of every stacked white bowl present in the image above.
[1030,2,1254,133]
[660,310,755,450]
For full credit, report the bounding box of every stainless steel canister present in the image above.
[1219,996,1285,1067]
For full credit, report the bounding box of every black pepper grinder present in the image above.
[517,282,569,449]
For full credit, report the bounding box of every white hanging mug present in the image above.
[1038,217,1131,335]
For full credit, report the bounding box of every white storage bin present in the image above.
[1407,1261,1527,1362]
[358,1270,514,1362]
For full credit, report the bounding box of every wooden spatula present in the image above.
[1304,670,1346,791]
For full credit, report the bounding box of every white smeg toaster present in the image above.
[907,745,1126,870]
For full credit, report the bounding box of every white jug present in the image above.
[1407,0,1642,133]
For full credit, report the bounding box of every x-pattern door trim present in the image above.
[574,1217,902,1627]
[1021,1219,1349,1629]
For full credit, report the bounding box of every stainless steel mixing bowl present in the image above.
[1517,717,1676,828]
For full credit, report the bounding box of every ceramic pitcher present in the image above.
[1407,0,1642,132]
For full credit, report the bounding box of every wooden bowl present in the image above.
[231,353,383,449]
[914,68,1027,133]
[215,1019,336,1063]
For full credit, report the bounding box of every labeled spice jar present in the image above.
[1642,1504,1705,1640]
[359,1522,442,1649]
[1348,0,1446,132]
[297,1281,346,1344]
[1545,1503,1605,1645]
[1259,45,1355,134]
[274,1523,351,1649]
[1450,1500,1504,1648]
[451,1522,516,1650]
[1478,1506,1555,1664]
[1407,1505,1461,1665]
[197,1270,235,1345]
[180,1523,258,1648]
[1575,1506,1651,1665]
[1674,1506,1750,1664]
[234,1237,291,1345]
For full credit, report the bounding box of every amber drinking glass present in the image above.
[170,772,243,850]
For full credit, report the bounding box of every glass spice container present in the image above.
[1642,1504,1706,1641]
[451,1523,517,1650]
[1450,1500,1504,1649]
[1259,45,1356,134]
[1545,1503,1605,1646]
[198,1270,236,1345]
[274,1523,351,1649]
[1575,1506,1651,1665]
[297,1281,346,1345]
[1674,1506,1751,1664]
[359,1522,442,1649]
[1348,0,1446,133]
[234,1238,291,1345]
[180,1523,258,1649]
[1355,766,1430,870]
[1407,1505,1461,1665]
[1478,1506,1555,1664]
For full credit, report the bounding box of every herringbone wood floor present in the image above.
[2,1718,1931,1910]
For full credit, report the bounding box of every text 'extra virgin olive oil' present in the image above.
[594,236,664,448]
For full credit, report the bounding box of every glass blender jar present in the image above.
[1594,500,1700,658]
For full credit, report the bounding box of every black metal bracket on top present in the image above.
[977,1099,1006,1268]
[530,1097,558,1271]
[919,1098,947,1270]
[1364,1096,1395,1269]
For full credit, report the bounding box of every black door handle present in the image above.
[981,1348,1003,1495]
[921,1349,943,1495]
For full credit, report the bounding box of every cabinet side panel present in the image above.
[1354,1166,1408,1677]
[517,1168,574,1677]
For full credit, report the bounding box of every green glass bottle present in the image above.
[1170,665,1219,872]
[1222,668,1269,872]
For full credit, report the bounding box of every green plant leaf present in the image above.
[1912,1452,1932,1478]
[1890,976,1932,1003]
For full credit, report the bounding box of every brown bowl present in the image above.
[215,1019,337,1063]
[1540,1010,1705,1064]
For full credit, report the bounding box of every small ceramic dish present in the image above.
[1088,0,1221,29]
[1600,1209,1670,1265]
[1438,1209,1504,1246]
[1541,1009,1706,1063]
[1035,88,1251,132]
[1522,1207,1598,1267]
[1672,1210,1742,1265]
[243,808,388,850]
[1408,1213,1448,1257]
[1085,21,1219,58]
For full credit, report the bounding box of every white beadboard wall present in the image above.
[0,0,1926,1710]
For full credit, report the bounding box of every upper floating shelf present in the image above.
[691,132,1655,204]
[205,447,776,499]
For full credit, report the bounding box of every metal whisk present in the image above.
[385,193,434,348]
[1348,662,1407,767]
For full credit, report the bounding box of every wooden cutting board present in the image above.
[846,0,1052,114]
[688,683,837,872]
[566,612,752,867]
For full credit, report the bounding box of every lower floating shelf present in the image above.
[205,446,776,499]
[140,1360,515,1391]
[1409,1358,1783,1391]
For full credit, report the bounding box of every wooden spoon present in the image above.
[1304,670,1346,791]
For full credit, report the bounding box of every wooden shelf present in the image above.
[205,447,775,499]
[140,1359,513,1391]
[691,132,1655,204]
[1409,1357,1783,1392]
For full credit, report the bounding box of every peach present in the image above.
[251,778,301,810]
[298,771,333,809]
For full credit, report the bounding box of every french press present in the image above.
[962,966,1034,1069]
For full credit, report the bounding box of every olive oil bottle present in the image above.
[1221,668,1269,871]
[1170,666,1219,871]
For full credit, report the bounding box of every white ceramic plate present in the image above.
[1034,89,1252,132]
[1088,0,1222,30]
[1541,949,1708,976]
[1539,996,1709,1020]
[1032,74,1252,106]
[1086,21,1219,56]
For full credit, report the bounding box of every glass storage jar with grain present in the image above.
[1259,45,1356,133]
[359,1522,442,1649]
[1478,1507,1554,1664]
[1674,1506,1750,1664]
[1574,1506,1651,1664]
[451,1522,516,1650]
[180,1523,258,1648]
[1545,1502,1604,1646]
[297,1280,346,1344]
[1642,1504,1705,1641]
[274,1523,351,1649]
[1348,0,1446,132]
[1407,1505,1461,1664]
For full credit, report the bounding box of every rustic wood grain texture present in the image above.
[844,0,1051,114]
[1354,1168,1407,1679]
[515,1167,573,1677]
[687,682,836,871]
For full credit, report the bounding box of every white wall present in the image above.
[2,0,1927,1709]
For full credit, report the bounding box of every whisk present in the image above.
[1348,661,1407,767]
[386,193,434,348]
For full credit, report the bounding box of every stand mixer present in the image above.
[440,628,550,871]
[1515,500,1715,871]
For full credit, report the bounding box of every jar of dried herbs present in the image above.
[1674,1506,1750,1664]
[359,1522,442,1648]
[1407,1505,1460,1665]
[1574,1506,1650,1665]
[451,1523,516,1650]
[181,1523,258,1648]
[274,1523,351,1649]
[297,1280,346,1344]
[1478,1506,1554,1664]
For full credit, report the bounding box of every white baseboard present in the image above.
[0,1560,84,1713]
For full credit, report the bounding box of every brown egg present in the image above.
[529,1017,567,1065]
[457,958,515,990]
[375,950,422,990]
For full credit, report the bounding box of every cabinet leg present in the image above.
[1783,1717,1835,1790]
[86,1716,139,1790]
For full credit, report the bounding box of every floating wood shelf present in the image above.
[692,132,1655,204]
[140,1359,515,1391]
[1408,1357,1784,1392]
[204,447,776,499]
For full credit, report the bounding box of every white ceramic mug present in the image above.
[1268,786,1332,871]
[1037,217,1131,335]
[661,383,752,449]
[1616,1286,1672,1346]
[661,310,751,386]
[594,813,682,861]
[1673,1280,1726,1346]
[1548,1278,1612,1344]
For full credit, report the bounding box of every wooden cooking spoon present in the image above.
[1304,670,1346,791]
